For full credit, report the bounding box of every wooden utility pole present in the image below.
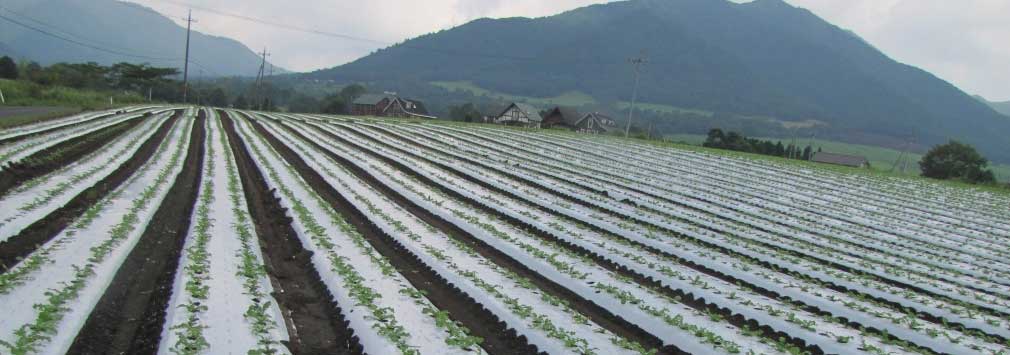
[182,10,196,103]
[624,52,648,138]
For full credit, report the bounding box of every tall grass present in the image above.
[0,79,146,110]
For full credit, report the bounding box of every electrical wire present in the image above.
[0,8,221,76]
[0,5,178,59]
[126,0,537,61]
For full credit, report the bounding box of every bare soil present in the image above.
[221,111,362,355]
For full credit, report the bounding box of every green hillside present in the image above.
[308,0,1010,163]
[0,0,282,77]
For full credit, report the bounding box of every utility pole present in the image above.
[254,47,270,110]
[182,10,196,104]
[624,52,648,138]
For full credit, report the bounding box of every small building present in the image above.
[543,107,618,134]
[811,152,870,168]
[351,94,391,116]
[573,112,619,134]
[493,102,542,128]
[351,93,435,119]
[541,106,582,129]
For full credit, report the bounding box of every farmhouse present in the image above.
[574,112,619,134]
[811,152,870,168]
[492,102,542,127]
[541,106,582,130]
[351,94,435,119]
[542,107,618,134]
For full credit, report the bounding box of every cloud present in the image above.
[125,0,1010,100]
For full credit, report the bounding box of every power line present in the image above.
[0,12,180,61]
[0,5,178,59]
[0,7,221,77]
[126,0,537,61]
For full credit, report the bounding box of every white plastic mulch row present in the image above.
[452,126,1010,313]
[313,120,784,355]
[0,112,171,243]
[159,110,290,354]
[231,113,474,355]
[349,121,1001,354]
[262,115,635,354]
[0,107,167,166]
[0,109,194,354]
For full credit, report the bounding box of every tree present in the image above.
[233,95,249,109]
[702,128,726,148]
[919,140,995,184]
[338,84,366,102]
[23,61,47,84]
[320,94,347,114]
[449,103,481,122]
[0,56,17,80]
[205,88,229,107]
[288,94,320,113]
[110,62,179,91]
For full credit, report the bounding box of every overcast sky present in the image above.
[124,0,1010,101]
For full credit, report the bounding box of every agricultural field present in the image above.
[0,106,1008,355]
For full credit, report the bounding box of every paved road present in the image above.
[0,106,66,119]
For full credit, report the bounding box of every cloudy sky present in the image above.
[124,0,1010,101]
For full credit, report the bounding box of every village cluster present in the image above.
[350,93,620,134]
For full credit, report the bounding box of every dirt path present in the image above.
[67,110,205,354]
[221,111,361,355]
[0,111,181,270]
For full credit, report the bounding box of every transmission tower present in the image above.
[624,52,648,138]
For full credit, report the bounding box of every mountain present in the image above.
[308,0,1010,163]
[0,0,282,77]
[975,96,1010,117]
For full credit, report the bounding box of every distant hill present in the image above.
[0,42,18,58]
[0,0,282,77]
[308,0,1010,162]
[975,96,1010,117]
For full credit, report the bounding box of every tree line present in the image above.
[702,128,819,160]
[0,56,376,115]
[1,56,179,100]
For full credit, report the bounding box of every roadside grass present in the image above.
[1,79,146,111]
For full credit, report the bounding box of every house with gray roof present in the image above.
[492,102,542,128]
[351,93,434,119]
